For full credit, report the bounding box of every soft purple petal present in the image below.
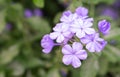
[84,28,95,34]
[53,23,62,32]
[42,48,51,54]
[75,7,88,16]
[50,32,60,39]
[86,42,95,52]
[63,31,71,37]
[61,23,69,32]
[62,45,72,54]
[70,27,80,33]
[83,21,93,28]
[81,37,91,44]
[62,10,72,17]
[71,56,81,68]
[56,34,64,43]
[62,55,73,65]
[94,42,103,52]
[75,50,87,60]
[76,31,85,38]
[72,42,83,51]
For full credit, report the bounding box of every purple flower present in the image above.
[24,9,32,18]
[70,18,95,38]
[62,42,87,68]
[41,34,55,54]
[34,9,43,17]
[60,11,78,24]
[75,7,88,17]
[81,33,107,52]
[50,23,71,43]
[98,20,111,35]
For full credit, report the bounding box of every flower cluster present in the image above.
[41,6,110,68]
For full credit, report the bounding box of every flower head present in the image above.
[62,42,87,68]
[50,23,71,43]
[41,34,55,54]
[70,18,95,38]
[81,33,107,52]
[98,20,111,35]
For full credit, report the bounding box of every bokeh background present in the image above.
[0,0,120,77]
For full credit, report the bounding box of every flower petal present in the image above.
[76,30,85,38]
[75,50,87,60]
[42,48,52,54]
[62,45,72,54]
[72,42,83,51]
[63,31,71,37]
[71,56,81,68]
[62,55,73,65]
[81,37,91,44]
[95,42,102,52]
[56,34,64,43]
[86,42,95,52]
[84,28,95,34]
[83,21,93,28]
[50,32,60,39]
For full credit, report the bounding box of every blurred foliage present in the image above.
[0,0,120,77]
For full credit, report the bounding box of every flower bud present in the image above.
[98,20,110,35]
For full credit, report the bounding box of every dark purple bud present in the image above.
[98,20,111,35]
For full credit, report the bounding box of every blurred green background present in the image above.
[0,0,120,77]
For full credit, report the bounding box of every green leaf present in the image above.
[26,17,51,34]
[46,68,60,77]
[54,12,62,24]
[8,61,25,76]
[68,0,82,12]
[98,57,109,75]
[104,28,120,40]
[80,56,99,77]
[0,10,6,33]
[6,3,23,22]
[21,57,44,68]
[33,0,44,8]
[106,45,120,60]
[82,0,115,5]
[0,45,19,65]
[0,70,5,77]
[103,46,118,63]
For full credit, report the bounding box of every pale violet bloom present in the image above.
[75,6,88,17]
[60,11,78,24]
[50,23,71,43]
[81,33,107,52]
[98,20,110,35]
[41,34,55,54]
[70,18,95,38]
[62,42,87,68]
